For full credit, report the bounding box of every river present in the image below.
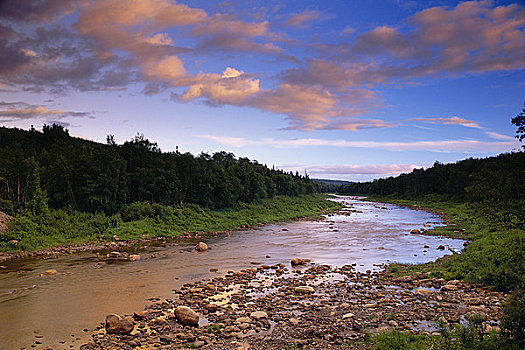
[0,196,465,349]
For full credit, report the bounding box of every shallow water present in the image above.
[0,196,464,349]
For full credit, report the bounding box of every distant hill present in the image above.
[312,179,352,186]
[312,178,352,193]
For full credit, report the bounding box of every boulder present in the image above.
[108,251,122,258]
[105,314,134,335]
[437,245,445,250]
[41,269,57,276]
[294,286,315,294]
[128,254,141,261]
[133,311,148,320]
[291,258,305,266]
[441,284,459,292]
[250,311,268,320]
[410,229,421,234]
[174,306,199,326]
[195,242,208,252]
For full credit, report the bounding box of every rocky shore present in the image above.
[80,258,505,350]
[0,213,332,264]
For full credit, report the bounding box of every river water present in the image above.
[0,197,465,349]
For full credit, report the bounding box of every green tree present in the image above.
[512,103,525,147]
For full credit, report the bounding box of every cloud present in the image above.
[0,1,524,132]
[195,134,251,148]
[323,1,525,79]
[484,131,516,141]
[0,0,78,23]
[281,164,422,176]
[408,116,517,141]
[408,117,483,129]
[196,134,521,153]
[0,101,93,122]
[284,10,324,27]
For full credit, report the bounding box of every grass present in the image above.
[0,194,342,253]
[369,315,519,350]
[362,195,525,292]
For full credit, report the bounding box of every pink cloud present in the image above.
[284,10,324,27]
[0,101,93,122]
[283,164,422,176]
[1,1,523,133]
[408,117,483,129]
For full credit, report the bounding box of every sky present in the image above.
[0,0,524,181]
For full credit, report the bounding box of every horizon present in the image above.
[1,0,524,181]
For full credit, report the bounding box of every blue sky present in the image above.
[0,0,523,180]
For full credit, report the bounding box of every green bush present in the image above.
[501,290,525,348]
[371,330,431,350]
[0,195,341,252]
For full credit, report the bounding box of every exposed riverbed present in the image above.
[0,197,466,349]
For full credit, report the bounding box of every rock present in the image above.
[128,254,141,261]
[437,245,445,250]
[175,306,199,326]
[441,284,459,291]
[41,269,57,276]
[205,303,218,312]
[236,343,250,350]
[105,314,134,335]
[410,229,421,234]
[250,311,268,320]
[193,340,205,348]
[291,258,305,266]
[235,317,251,323]
[289,317,299,325]
[133,311,148,319]
[108,251,122,258]
[294,286,315,294]
[195,242,208,252]
[415,288,435,295]
[342,313,354,319]
[393,275,412,283]
[389,320,399,327]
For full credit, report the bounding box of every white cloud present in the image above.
[196,134,521,153]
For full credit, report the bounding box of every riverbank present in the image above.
[359,195,525,293]
[0,195,342,262]
[79,260,506,350]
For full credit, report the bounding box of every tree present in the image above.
[512,103,525,147]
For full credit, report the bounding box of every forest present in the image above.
[339,151,525,288]
[0,124,317,216]
[339,151,525,203]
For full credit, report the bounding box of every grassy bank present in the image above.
[362,195,525,349]
[362,195,525,292]
[0,194,342,253]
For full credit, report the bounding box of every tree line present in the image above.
[338,152,525,204]
[0,124,316,215]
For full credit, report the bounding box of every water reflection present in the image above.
[0,196,464,349]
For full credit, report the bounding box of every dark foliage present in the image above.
[0,125,316,215]
[338,153,525,203]
[511,103,525,144]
